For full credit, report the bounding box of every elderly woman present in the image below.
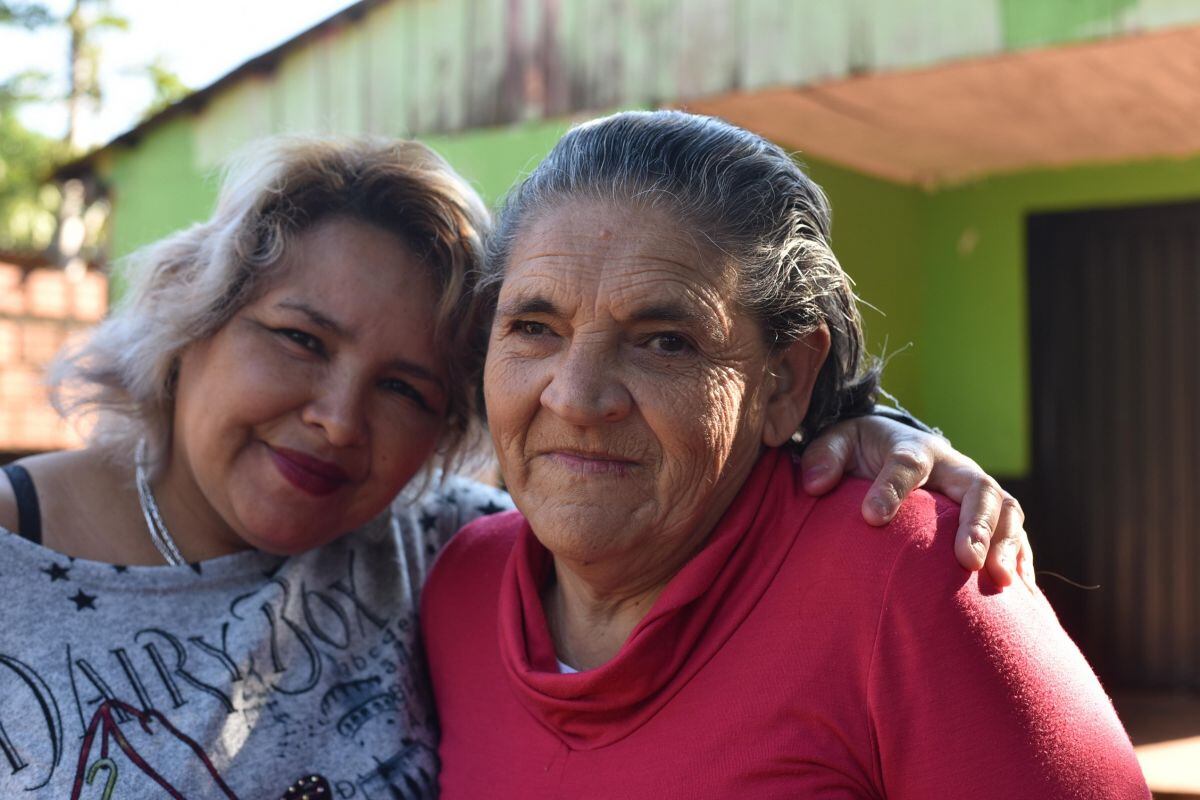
[1,132,1026,798]
[421,111,1148,798]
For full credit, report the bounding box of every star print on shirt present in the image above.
[42,563,71,582]
[69,589,97,610]
[477,501,506,516]
[419,512,439,532]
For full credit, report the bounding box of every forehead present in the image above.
[502,200,736,317]
[257,218,445,364]
[273,216,434,298]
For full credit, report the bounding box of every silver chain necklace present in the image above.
[135,438,187,566]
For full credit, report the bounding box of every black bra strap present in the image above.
[1,464,42,545]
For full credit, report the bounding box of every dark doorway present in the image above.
[1027,196,1195,690]
[1028,200,1200,692]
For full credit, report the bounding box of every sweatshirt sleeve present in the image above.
[867,499,1149,800]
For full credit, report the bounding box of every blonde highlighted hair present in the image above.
[51,135,492,476]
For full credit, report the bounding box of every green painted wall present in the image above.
[999,0,1139,49]
[424,119,573,205]
[917,154,1200,475]
[104,117,576,266]
[803,159,926,413]
[106,117,218,294]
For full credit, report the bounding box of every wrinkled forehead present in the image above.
[500,199,738,321]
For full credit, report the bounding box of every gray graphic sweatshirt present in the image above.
[0,475,511,799]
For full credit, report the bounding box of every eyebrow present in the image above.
[497,293,717,334]
[626,302,707,326]
[276,300,348,337]
[274,299,445,389]
[496,295,559,318]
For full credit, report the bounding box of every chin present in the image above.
[532,508,635,559]
[238,514,343,556]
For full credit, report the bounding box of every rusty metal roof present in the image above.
[690,24,1200,188]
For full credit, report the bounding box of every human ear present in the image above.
[760,325,832,447]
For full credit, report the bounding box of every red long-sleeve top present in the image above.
[422,448,1148,799]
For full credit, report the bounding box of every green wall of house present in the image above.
[802,160,926,419]
[100,115,1200,477]
[916,153,1200,476]
[424,121,574,205]
[106,117,222,296]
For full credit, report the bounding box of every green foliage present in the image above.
[0,3,60,250]
[0,1,54,29]
[0,104,62,250]
[68,0,130,117]
[139,57,191,120]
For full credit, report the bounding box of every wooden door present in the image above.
[1028,200,1200,691]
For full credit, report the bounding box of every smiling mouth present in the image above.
[268,446,351,496]
[543,450,638,476]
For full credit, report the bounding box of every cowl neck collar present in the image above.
[498,446,815,749]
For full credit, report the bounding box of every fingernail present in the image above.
[801,462,830,489]
[803,464,829,484]
[870,498,893,520]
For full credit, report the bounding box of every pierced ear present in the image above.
[761,326,832,447]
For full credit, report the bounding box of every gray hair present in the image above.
[51,136,492,473]
[483,110,879,440]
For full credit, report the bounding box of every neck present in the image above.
[544,563,668,671]
[543,514,716,670]
[540,446,769,671]
[153,448,250,563]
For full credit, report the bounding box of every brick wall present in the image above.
[0,261,107,454]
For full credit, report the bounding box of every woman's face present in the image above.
[170,216,448,555]
[485,200,821,576]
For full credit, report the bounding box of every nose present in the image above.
[302,374,369,448]
[540,339,632,425]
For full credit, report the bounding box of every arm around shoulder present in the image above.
[867,501,1148,799]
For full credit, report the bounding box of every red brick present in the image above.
[72,273,108,321]
[25,269,69,319]
[20,320,66,365]
[0,366,41,404]
[0,265,24,316]
[20,406,61,449]
[0,319,19,364]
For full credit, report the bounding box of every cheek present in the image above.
[484,354,542,450]
[177,339,313,463]
[646,365,749,450]
[367,404,447,489]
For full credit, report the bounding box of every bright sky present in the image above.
[0,0,357,147]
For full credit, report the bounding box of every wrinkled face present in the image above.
[171,216,448,555]
[485,200,782,573]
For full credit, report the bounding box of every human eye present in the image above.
[645,332,693,355]
[512,320,553,337]
[274,327,325,355]
[381,378,433,413]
